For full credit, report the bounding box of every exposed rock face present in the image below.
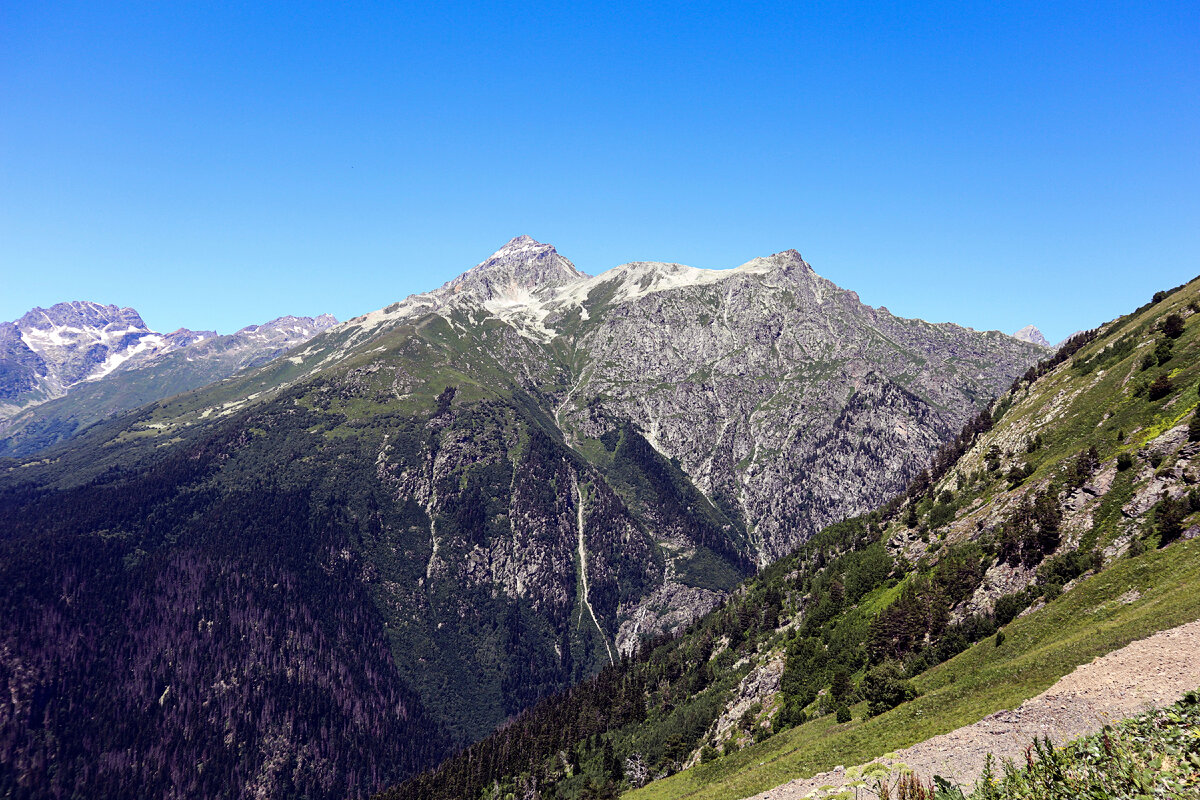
[442,235,587,303]
[700,650,786,760]
[326,238,1048,563]
[561,254,1036,560]
[366,272,1200,800]
[165,236,1036,742]
[1013,324,1050,347]
[0,322,47,400]
[615,581,724,656]
[1,302,190,408]
[233,313,339,343]
[365,402,665,741]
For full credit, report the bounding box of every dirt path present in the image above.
[750,619,1200,799]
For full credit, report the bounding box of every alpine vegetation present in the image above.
[0,239,1044,799]
[379,275,1200,800]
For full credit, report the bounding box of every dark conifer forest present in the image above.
[0,424,449,799]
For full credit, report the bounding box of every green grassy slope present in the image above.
[375,276,1200,800]
[630,537,1200,799]
[627,277,1200,798]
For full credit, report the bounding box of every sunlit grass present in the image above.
[628,537,1200,799]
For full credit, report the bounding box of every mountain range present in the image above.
[0,238,1047,799]
[308,236,1048,564]
[0,302,336,456]
[383,274,1200,800]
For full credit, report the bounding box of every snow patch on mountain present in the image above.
[0,302,337,424]
[555,249,803,308]
[85,334,169,381]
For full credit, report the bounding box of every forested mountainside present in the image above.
[380,276,1200,800]
[0,239,1041,799]
[0,303,336,456]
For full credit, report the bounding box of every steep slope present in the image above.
[0,309,337,455]
[379,274,1200,800]
[749,620,1200,797]
[553,250,1038,561]
[258,237,1046,562]
[0,239,1042,799]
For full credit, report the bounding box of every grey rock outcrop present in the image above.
[1013,324,1051,347]
[442,235,587,303]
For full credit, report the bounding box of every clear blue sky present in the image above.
[2,1,1196,342]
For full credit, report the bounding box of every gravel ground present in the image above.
[750,619,1200,799]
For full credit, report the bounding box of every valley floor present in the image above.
[749,618,1200,799]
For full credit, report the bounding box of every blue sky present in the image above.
[2,1,1196,342]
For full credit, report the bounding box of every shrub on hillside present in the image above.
[1067,447,1100,487]
[993,592,1031,626]
[1148,373,1174,400]
[928,500,956,528]
[1155,495,1188,546]
[1162,312,1185,338]
[772,699,807,732]
[1005,463,1033,489]
[862,661,918,717]
[1037,549,1097,588]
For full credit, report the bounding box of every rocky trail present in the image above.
[751,618,1200,799]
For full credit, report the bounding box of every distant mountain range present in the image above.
[0,302,336,456]
[0,238,1046,799]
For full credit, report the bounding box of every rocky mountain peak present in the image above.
[9,301,164,389]
[731,248,815,278]
[18,301,149,335]
[243,314,338,333]
[233,314,340,344]
[443,236,588,303]
[1013,324,1050,347]
[1,300,338,434]
[571,249,818,310]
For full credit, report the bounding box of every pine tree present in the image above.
[1148,373,1174,401]
[1163,313,1185,339]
